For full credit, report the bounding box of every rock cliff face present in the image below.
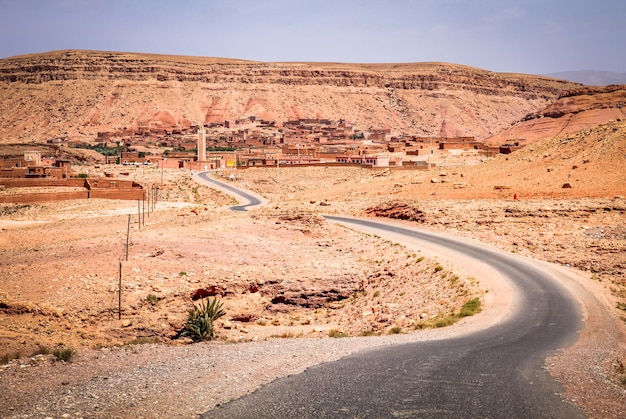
[0,50,581,143]
[484,85,626,146]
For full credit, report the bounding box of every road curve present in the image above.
[203,214,586,418]
[194,171,266,211]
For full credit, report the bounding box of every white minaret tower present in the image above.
[197,123,206,162]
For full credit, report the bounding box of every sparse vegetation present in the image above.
[328,329,347,338]
[52,347,76,362]
[270,331,303,338]
[415,298,483,329]
[433,316,457,328]
[434,264,444,272]
[179,297,226,342]
[1,351,20,365]
[71,143,123,157]
[388,326,402,334]
[145,294,159,306]
[459,298,482,317]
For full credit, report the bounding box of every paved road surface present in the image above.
[194,171,265,211]
[194,178,585,418]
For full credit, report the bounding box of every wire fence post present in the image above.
[118,260,122,320]
[142,192,145,226]
[125,214,130,261]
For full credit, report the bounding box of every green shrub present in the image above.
[459,298,482,318]
[328,329,347,338]
[423,298,483,329]
[179,297,226,342]
[52,347,76,362]
[388,326,402,335]
[434,264,444,272]
[434,316,456,328]
[145,294,159,306]
[360,329,380,336]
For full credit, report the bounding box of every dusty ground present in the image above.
[1,152,625,417]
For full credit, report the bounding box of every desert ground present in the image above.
[1,48,625,417]
[1,143,625,417]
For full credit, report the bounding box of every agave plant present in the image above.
[180,297,226,342]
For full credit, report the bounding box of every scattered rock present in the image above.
[364,201,427,222]
[191,286,222,300]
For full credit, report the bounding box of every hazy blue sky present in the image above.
[1,0,624,75]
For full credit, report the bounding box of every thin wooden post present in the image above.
[125,214,130,261]
[137,199,141,230]
[118,261,122,320]
[142,192,145,226]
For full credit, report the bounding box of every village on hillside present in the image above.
[1,116,516,183]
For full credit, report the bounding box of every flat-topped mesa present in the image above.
[0,50,576,99]
[0,50,588,144]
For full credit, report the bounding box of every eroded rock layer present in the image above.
[0,50,581,143]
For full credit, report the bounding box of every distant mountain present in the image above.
[0,50,580,145]
[545,70,626,86]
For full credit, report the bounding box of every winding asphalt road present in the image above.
[196,173,586,418]
[194,171,265,211]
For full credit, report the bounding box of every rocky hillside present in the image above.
[0,50,581,144]
[484,85,626,146]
